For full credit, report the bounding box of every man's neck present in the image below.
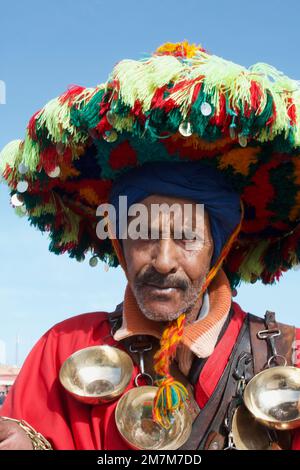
[185,294,203,325]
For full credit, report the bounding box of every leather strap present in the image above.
[108,302,123,335]
[249,312,295,375]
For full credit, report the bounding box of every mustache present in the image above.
[135,267,190,291]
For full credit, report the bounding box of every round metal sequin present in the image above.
[238,134,248,147]
[106,111,116,126]
[103,130,118,143]
[18,163,28,175]
[179,121,193,137]
[229,125,236,140]
[47,166,61,178]
[200,102,212,116]
[89,256,99,267]
[17,180,29,193]
[11,194,24,207]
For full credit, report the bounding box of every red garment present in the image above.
[1,303,300,450]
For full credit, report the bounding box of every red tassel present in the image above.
[131,100,146,124]
[191,81,203,104]
[210,93,229,130]
[27,110,41,140]
[287,98,297,126]
[59,85,85,105]
[151,85,169,109]
[40,146,59,174]
[95,116,111,135]
[250,81,263,112]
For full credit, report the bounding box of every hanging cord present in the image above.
[152,313,188,428]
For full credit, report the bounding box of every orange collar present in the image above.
[113,268,232,358]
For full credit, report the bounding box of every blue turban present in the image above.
[109,161,241,266]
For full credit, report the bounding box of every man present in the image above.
[1,41,300,450]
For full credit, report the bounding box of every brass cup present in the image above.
[232,404,275,450]
[243,366,300,430]
[115,385,192,450]
[232,404,291,450]
[59,345,134,405]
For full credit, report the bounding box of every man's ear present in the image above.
[110,237,128,277]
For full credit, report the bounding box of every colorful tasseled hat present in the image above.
[1,40,300,288]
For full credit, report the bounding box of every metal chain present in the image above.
[1,417,53,450]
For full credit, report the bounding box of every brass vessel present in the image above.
[59,345,134,404]
[232,404,291,450]
[243,366,300,430]
[115,386,192,450]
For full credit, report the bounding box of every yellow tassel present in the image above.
[155,41,203,59]
[153,375,189,429]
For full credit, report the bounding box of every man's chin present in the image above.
[137,300,184,322]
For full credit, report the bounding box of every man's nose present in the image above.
[151,239,178,274]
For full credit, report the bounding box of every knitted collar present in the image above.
[113,268,232,358]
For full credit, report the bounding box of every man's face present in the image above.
[122,195,214,322]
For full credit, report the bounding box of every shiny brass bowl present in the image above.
[59,345,134,404]
[243,366,300,430]
[232,404,273,450]
[115,386,192,450]
[232,405,291,450]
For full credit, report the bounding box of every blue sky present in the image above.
[1,0,300,365]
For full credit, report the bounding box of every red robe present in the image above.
[2,302,300,450]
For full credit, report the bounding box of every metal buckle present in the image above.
[129,341,154,387]
[257,328,281,360]
[257,328,281,340]
[257,327,288,368]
